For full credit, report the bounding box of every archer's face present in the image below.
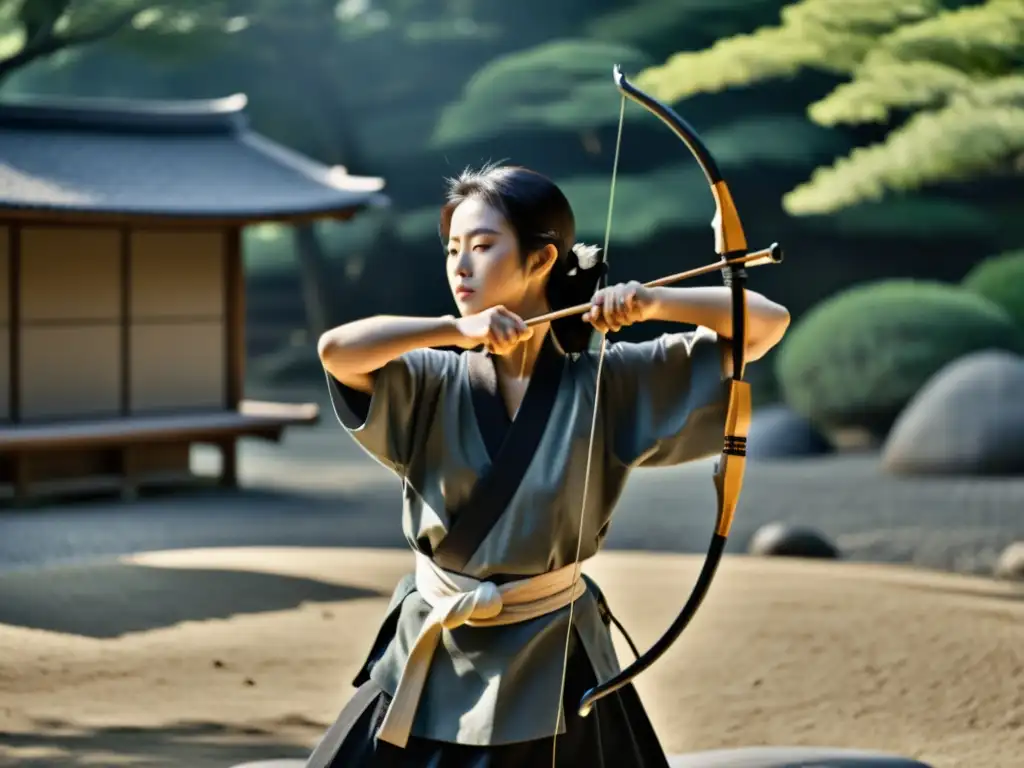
[446,198,530,317]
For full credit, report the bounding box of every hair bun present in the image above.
[568,242,602,275]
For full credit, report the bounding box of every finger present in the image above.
[623,287,637,311]
[497,314,517,344]
[487,326,507,350]
[610,293,627,326]
[499,306,526,328]
[619,295,637,326]
[602,294,619,328]
[501,311,529,343]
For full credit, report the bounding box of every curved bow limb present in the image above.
[574,65,775,718]
[613,65,746,257]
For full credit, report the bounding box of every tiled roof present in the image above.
[0,93,388,221]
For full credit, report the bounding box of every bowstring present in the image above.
[551,93,627,768]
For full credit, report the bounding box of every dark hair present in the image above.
[438,162,607,354]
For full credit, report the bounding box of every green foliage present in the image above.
[775,279,1024,436]
[961,250,1024,328]
[807,59,973,125]
[0,0,238,84]
[243,213,388,274]
[431,39,652,147]
[702,113,848,165]
[784,79,1024,213]
[878,0,1024,74]
[404,113,844,246]
[396,162,713,246]
[798,197,1000,238]
[585,0,784,51]
[636,0,942,102]
[637,0,1024,214]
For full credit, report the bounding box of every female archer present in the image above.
[311,163,790,767]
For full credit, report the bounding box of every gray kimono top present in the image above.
[326,326,730,746]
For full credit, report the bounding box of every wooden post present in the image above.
[119,227,131,416]
[8,226,23,503]
[9,224,19,423]
[224,226,244,409]
[220,439,238,488]
[222,227,244,488]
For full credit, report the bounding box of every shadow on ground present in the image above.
[0,486,408,574]
[0,564,384,638]
[0,719,318,768]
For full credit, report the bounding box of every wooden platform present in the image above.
[0,400,318,504]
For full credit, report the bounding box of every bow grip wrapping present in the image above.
[713,378,751,537]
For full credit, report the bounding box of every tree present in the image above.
[0,0,240,87]
[635,0,1024,215]
[431,39,654,149]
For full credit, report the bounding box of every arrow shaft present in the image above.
[525,244,779,327]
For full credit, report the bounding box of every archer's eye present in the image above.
[473,242,492,253]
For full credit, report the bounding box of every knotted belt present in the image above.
[376,552,587,748]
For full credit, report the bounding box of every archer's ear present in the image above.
[527,243,559,279]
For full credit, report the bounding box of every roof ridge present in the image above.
[0,93,249,135]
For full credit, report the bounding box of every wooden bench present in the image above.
[0,400,319,504]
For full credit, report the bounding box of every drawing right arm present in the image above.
[318,315,465,394]
[318,307,533,393]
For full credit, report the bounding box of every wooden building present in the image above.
[0,92,387,503]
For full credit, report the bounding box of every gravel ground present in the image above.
[2,397,1021,576]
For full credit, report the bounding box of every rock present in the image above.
[747,404,833,460]
[882,350,1024,476]
[994,542,1024,581]
[748,522,841,559]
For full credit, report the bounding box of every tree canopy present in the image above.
[637,0,1024,215]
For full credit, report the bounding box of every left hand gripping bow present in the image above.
[575,66,783,717]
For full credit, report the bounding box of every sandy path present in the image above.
[0,547,1021,768]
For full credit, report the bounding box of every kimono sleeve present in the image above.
[324,348,455,473]
[602,326,731,468]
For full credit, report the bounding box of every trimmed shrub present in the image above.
[775,279,1024,437]
[962,250,1024,329]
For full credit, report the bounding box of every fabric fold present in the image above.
[376,553,586,748]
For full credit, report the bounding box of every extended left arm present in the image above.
[585,282,790,362]
[647,286,790,361]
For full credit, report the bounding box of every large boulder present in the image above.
[882,350,1024,475]
[748,522,841,560]
[747,404,832,460]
